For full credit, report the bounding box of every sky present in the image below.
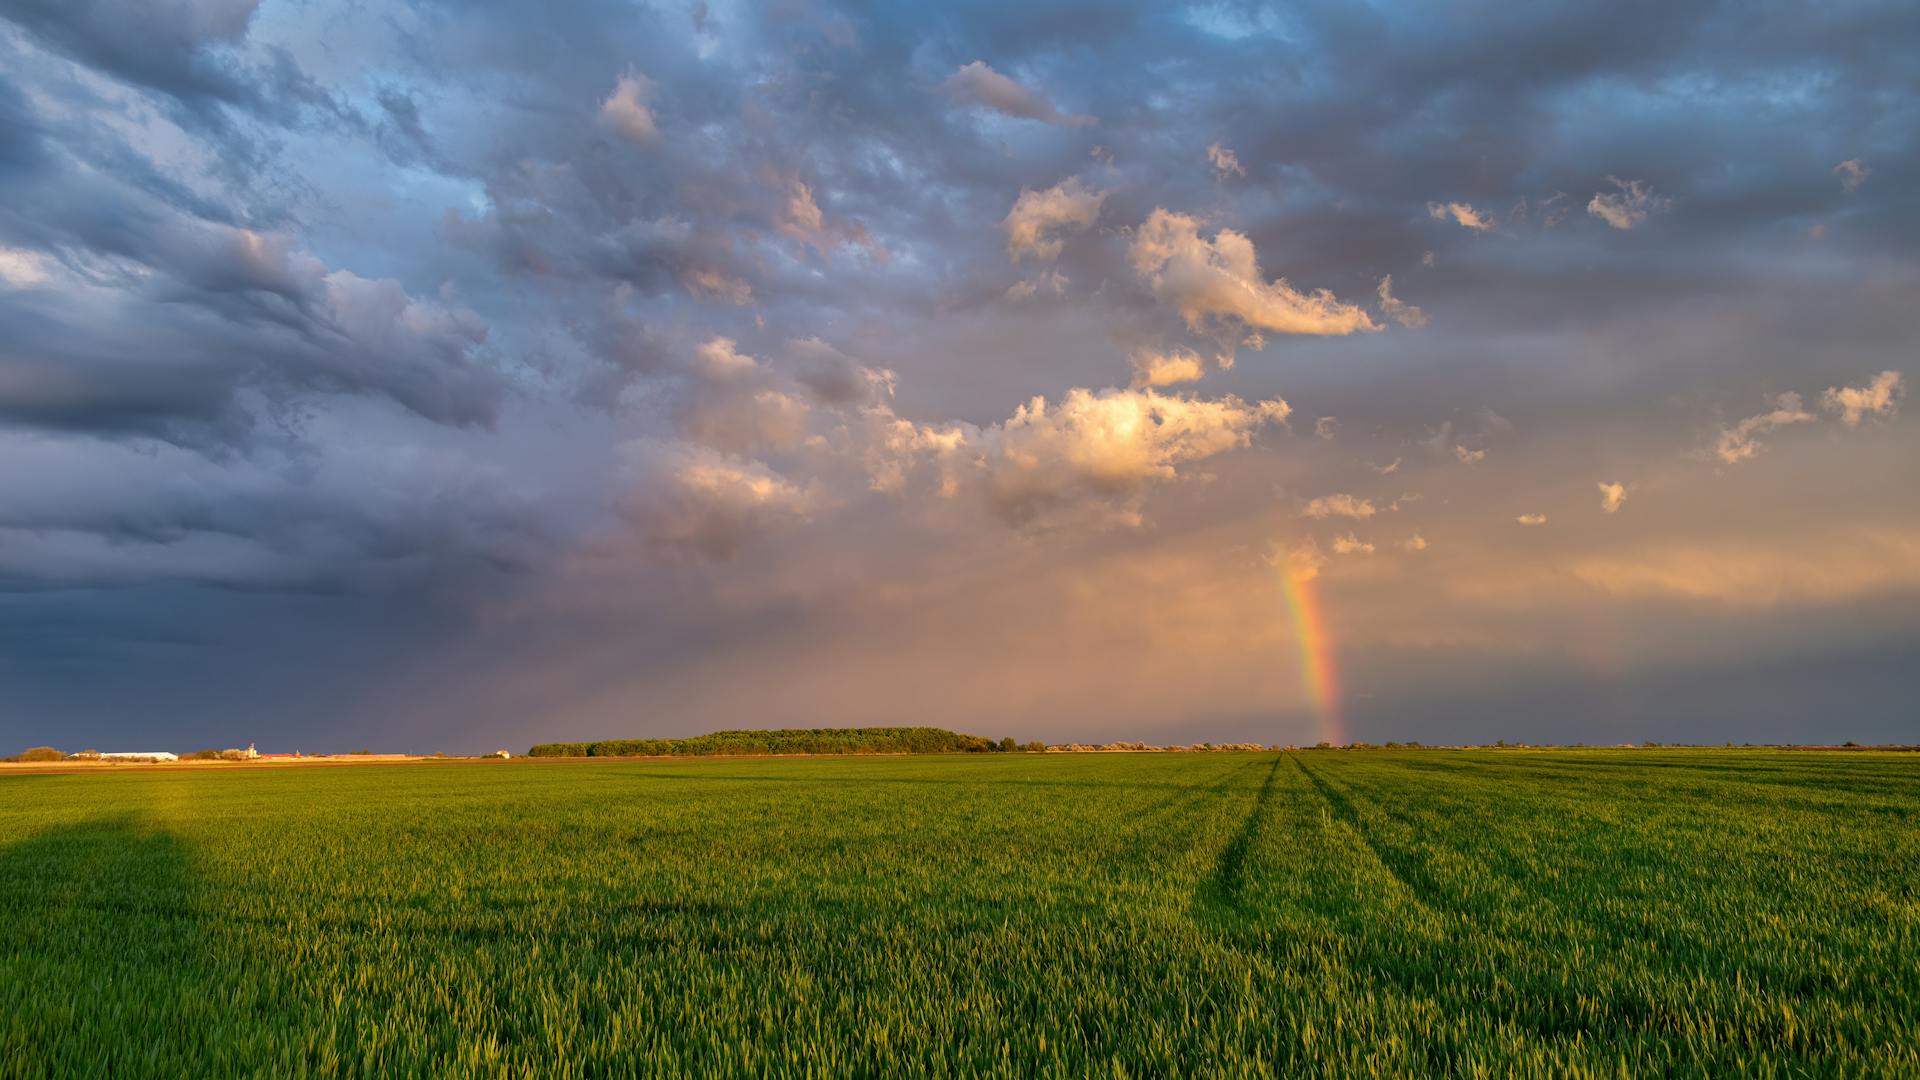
[1,0,1915,754]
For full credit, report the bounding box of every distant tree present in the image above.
[15,746,62,762]
[1023,741,1046,753]
[182,749,222,760]
[999,737,1018,753]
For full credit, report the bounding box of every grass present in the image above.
[1,750,1916,1077]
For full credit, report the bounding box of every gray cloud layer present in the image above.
[1,1,1915,751]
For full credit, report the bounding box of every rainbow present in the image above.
[1280,562,1345,745]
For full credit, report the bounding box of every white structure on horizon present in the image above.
[98,751,180,762]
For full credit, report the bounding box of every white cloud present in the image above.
[1516,513,1547,526]
[1377,274,1427,328]
[1331,532,1374,555]
[1454,445,1486,465]
[1207,143,1245,178]
[1598,481,1628,514]
[1129,346,1208,388]
[1427,201,1493,231]
[1587,177,1665,230]
[942,61,1094,126]
[1302,493,1377,520]
[598,70,659,144]
[1314,416,1337,441]
[1833,158,1870,194]
[1129,209,1378,340]
[1716,392,1815,463]
[1004,177,1105,263]
[1401,532,1429,552]
[1372,457,1401,476]
[977,388,1289,525]
[869,388,1289,526]
[1822,370,1902,427]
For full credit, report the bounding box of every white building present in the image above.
[98,751,180,763]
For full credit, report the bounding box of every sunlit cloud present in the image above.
[1129,209,1379,340]
[1331,532,1375,555]
[1833,158,1870,194]
[942,61,1094,126]
[598,70,659,144]
[1598,481,1628,514]
[1427,201,1493,231]
[1516,513,1547,526]
[1128,346,1208,388]
[1207,143,1245,179]
[1822,370,1903,427]
[1377,274,1428,328]
[1587,177,1666,230]
[1004,177,1105,262]
[1716,393,1815,463]
[1302,494,1377,520]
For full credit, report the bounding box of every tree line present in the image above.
[527,727,1043,758]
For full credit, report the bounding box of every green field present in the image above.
[3,751,1916,1078]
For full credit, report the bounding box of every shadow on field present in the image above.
[0,815,214,1075]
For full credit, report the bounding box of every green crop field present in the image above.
[2,751,1917,1078]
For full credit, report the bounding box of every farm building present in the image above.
[97,752,179,763]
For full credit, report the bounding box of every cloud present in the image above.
[1372,457,1401,475]
[976,388,1289,526]
[1598,481,1628,514]
[1129,209,1379,340]
[1516,513,1547,526]
[1314,416,1337,441]
[1271,539,1326,582]
[1331,532,1374,555]
[1129,347,1207,388]
[1587,177,1665,230]
[788,337,890,407]
[1302,493,1377,520]
[873,388,1290,527]
[1822,370,1902,427]
[1427,201,1493,231]
[941,61,1093,126]
[1004,270,1069,302]
[1567,531,1920,606]
[598,70,658,145]
[694,336,760,380]
[684,269,754,306]
[1377,274,1427,328]
[1402,532,1429,552]
[1003,177,1105,263]
[1716,393,1815,463]
[1833,159,1870,194]
[624,442,817,559]
[0,247,52,286]
[1207,143,1245,179]
[780,179,883,259]
[1454,445,1487,465]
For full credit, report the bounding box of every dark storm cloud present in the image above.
[0,0,1915,751]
